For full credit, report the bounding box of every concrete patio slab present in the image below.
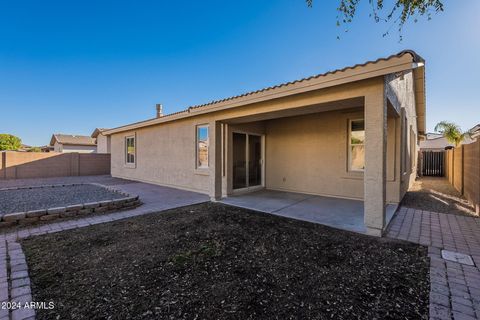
[221,189,397,234]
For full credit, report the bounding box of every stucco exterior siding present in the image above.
[385,71,418,200]
[264,109,401,203]
[54,142,97,153]
[109,74,418,210]
[110,79,385,196]
[105,51,425,237]
[111,116,212,194]
[96,134,111,153]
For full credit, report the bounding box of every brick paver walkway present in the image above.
[387,207,480,320]
[0,176,209,320]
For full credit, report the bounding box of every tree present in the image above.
[0,134,22,151]
[306,0,444,38]
[434,121,471,147]
[27,147,42,152]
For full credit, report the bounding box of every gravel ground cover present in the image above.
[402,177,476,216]
[23,202,429,320]
[0,184,125,215]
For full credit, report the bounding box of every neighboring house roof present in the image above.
[91,128,109,138]
[104,50,426,136]
[470,124,480,138]
[419,136,454,150]
[425,133,443,140]
[49,134,97,147]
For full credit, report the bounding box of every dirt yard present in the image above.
[23,202,429,320]
[402,177,476,216]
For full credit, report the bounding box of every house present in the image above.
[91,128,111,154]
[104,50,426,236]
[40,145,54,152]
[17,144,32,152]
[49,134,97,153]
[419,133,454,151]
[470,124,480,140]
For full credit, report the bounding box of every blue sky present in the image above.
[0,0,478,146]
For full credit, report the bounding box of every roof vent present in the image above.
[156,104,163,118]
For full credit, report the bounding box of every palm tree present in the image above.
[434,121,472,147]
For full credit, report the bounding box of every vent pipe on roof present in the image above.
[156,104,163,118]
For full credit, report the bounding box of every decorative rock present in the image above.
[26,209,47,218]
[3,212,26,222]
[47,207,66,214]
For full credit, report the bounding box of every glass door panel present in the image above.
[248,135,262,187]
[233,133,247,189]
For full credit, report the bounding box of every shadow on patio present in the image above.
[401,177,476,216]
[221,189,397,234]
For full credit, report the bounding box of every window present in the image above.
[402,115,408,174]
[410,125,416,171]
[196,125,209,168]
[349,119,365,171]
[125,136,135,164]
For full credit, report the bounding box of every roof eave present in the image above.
[413,64,426,136]
[104,51,421,136]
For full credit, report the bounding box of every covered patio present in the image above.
[221,189,397,234]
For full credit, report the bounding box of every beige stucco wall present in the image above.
[54,142,97,153]
[110,75,418,203]
[264,108,400,203]
[96,134,111,154]
[111,116,212,193]
[385,71,418,199]
[53,141,62,152]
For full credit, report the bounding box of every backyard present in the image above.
[22,202,430,320]
[401,177,476,216]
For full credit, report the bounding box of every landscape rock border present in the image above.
[0,183,141,229]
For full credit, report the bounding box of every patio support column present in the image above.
[209,120,222,201]
[364,88,387,237]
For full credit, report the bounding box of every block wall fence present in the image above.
[0,151,110,180]
[445,139,480,215]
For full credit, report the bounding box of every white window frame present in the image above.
[196,125,209,169]
[125,135,136,167]
[348,118,365,172]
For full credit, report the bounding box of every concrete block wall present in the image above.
[0,151,110,180]
[453,147,464,194]
[464,141,480,214]
[445,140,480,214]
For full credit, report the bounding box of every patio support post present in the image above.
[364,88,387,236]
[209,120,223,201]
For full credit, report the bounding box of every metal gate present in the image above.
[421,151,445,177]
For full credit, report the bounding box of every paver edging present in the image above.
[0,184,141,229]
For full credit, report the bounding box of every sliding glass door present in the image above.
[233,133,263,191]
